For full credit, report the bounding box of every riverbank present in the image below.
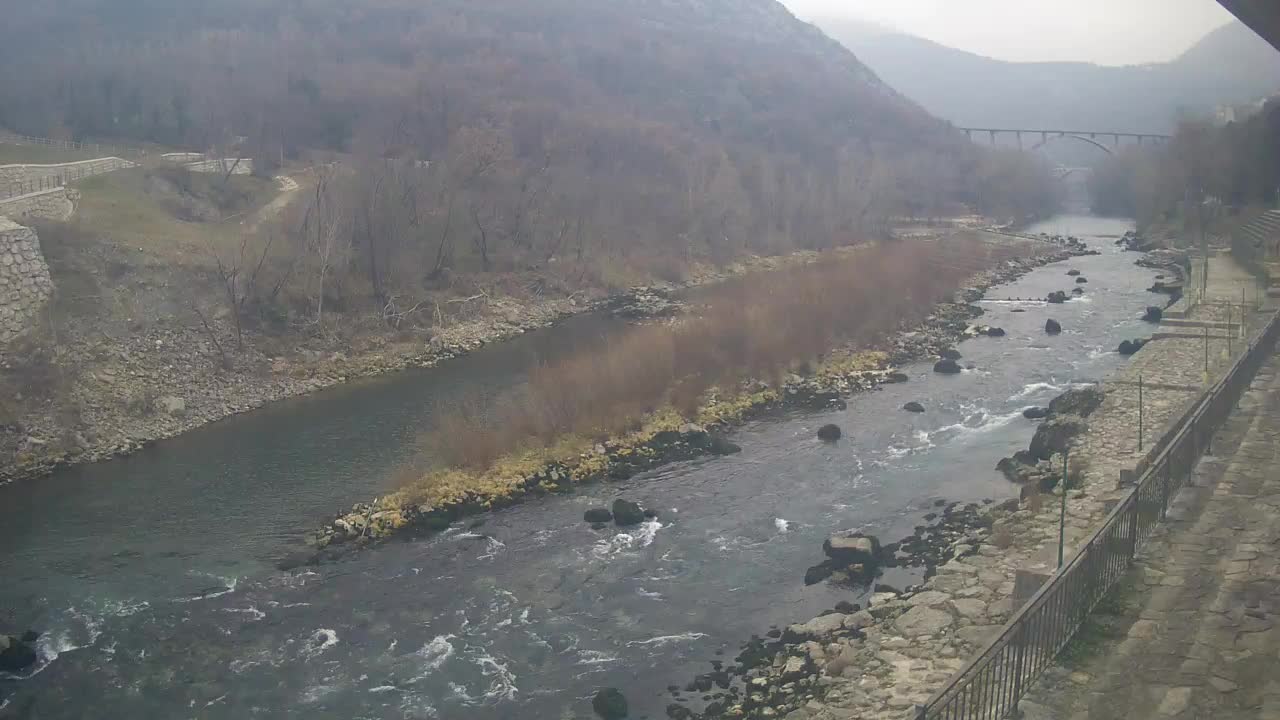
[681,250,1275,720]
[0,247,855,487]
[310,234,1092,553]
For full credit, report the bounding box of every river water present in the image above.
[0,216,1154,719]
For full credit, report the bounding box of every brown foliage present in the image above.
[431,235,1037,469]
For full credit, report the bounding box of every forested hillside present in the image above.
[0,0,1054,280]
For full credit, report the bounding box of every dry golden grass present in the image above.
[425,235,1038,471]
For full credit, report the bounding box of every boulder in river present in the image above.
[823,531,882,565]
[0,634,38,673]
[985,327,1007,337]
[884,371,909,384]
[1075,277,1089,284]
[1022,406,1050,420]
[1142,306,1163,323]
[611,499,646,527]
[1118,339,1148,356]
[903,402,925,413]
[1067,269,1081,276]
[1045,319,1062,335]
[940,348,962,361]
[817,424,842,442]
[1029,416,1087,462]
[1072,287,1086,295]
[1048,386,1105,418]
[707,435,742,455]
[584,508,613,524]
[592,687,629,719]
[1047,291,1068,304]
[804,564,834,586]
[933,358,962,374]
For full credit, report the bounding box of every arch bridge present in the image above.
[959,128,1172,155]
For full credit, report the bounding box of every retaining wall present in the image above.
[0,187,72,221]
[0,217,53,344]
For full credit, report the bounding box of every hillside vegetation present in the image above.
[0,0,1057,309]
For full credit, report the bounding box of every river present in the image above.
[0,216,1154,719]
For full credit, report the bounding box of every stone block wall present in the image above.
[184,158,254,175]
[0,157,135,189]
[0,186,72,221]
[0,217,53,344]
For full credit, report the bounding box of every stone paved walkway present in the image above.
[1021,353,1280,720]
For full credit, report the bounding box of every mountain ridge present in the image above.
[814,18,1280,134]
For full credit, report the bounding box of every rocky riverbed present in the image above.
[311,239,1089,554]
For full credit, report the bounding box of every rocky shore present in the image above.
[0,249,833,486]
[652,244,1260,720]
[308,237,1090,556]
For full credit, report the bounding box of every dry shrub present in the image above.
[430,236,1038,469]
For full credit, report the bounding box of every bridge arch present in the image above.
[1028,134,1114,156]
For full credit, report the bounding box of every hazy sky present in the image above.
[780,0,1237,66]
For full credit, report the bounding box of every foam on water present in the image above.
[415,635,456,671]
[774,518,790,533]
[473,651,518,701]
[591,519,664,559]
[301,628,339,659]
[576,649,620,665]
[222,605,266,622]
[626,632,708,647]
[1009,382,1064,401]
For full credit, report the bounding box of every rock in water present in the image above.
[1048,386,1105,418]
[804,564,834,585]
[1072,287,1086,295]
[1067,269,1081,276]
[1142,306,1163,323]
[611,499,645,526]
[985,327,1007,337]
[1022,406,1049,420]
[1047,291,1068,304]
[592,688,629,719]
[1076,277,1089,284]
[1118,339,1148,356]
[1045,319,1062,335]
[940,348,962,361]
[823,532,882,565]
[933,358,962,374]
[1029,416,1087,461]
[707,435,742,455]
[0,634,38,673]
[903,402,925,413]
[584,508,613,524]
[817,424,842,442]
[884,371,909,383]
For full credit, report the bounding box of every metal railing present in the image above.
[0,132,150,158]
[914,307,1280,720]
[0,158,134,201]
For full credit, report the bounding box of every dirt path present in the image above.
[244,174,300,232]
[1021,354,1280,720]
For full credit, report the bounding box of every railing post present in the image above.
[914,704,927,720]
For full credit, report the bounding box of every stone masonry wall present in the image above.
[0,217,53,344]
[0,157,135,189]
[184,158,253,175]
[0,187,72,221]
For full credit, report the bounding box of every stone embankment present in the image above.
[0,186,74,221]
[0,217,53,344]
[665,252,1275,720]
[0,157,135,187]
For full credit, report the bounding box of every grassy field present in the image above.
[72,168,279,262]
